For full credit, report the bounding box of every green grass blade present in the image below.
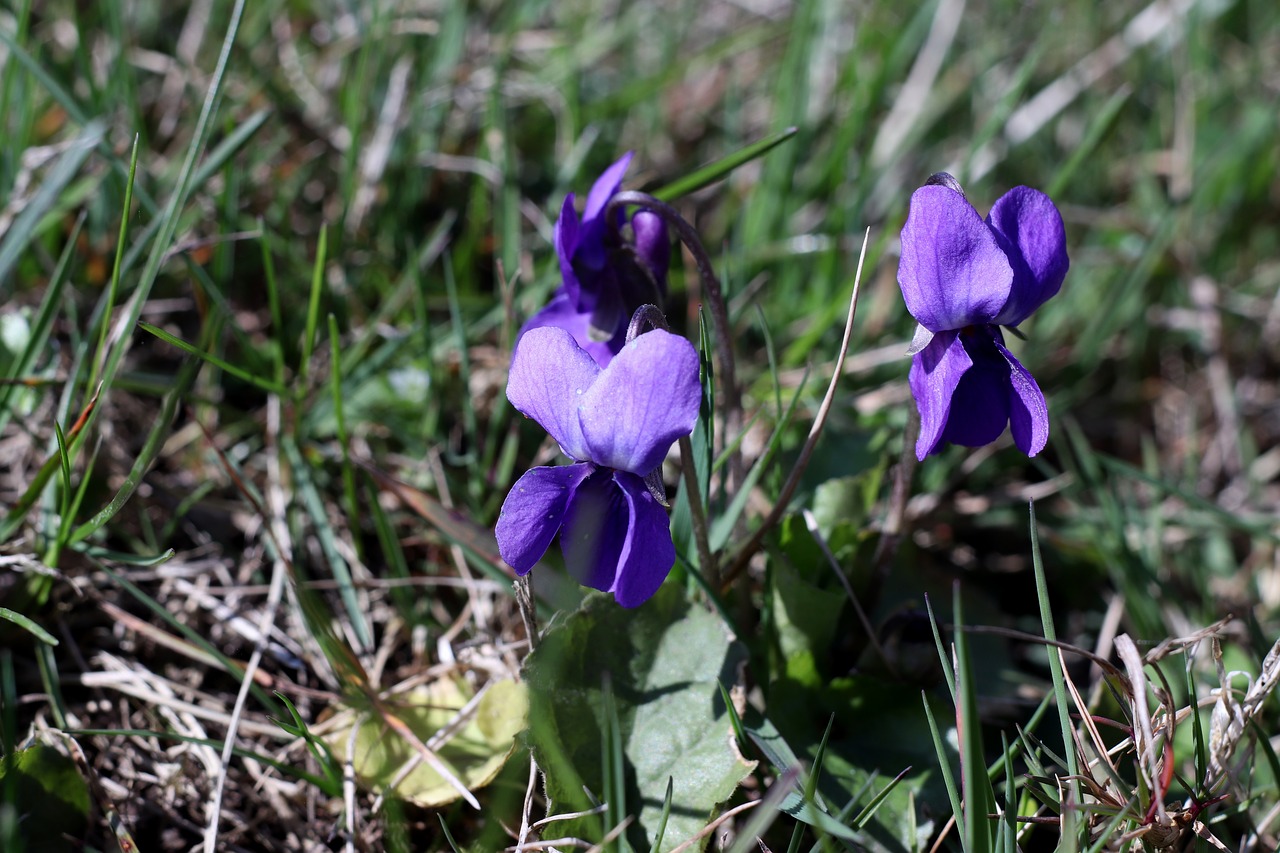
[922,692,963,841]
[651,126,798,202]
[327,314,362,563]
[282,437,371,649]
[298,224,328,391]
[68,319,217,545]
[0,607,57,646]
[954,589,993,852]
[88,133,138,391]
[90,0,248,399]
[136,321,289,397]
[1029,501,1081,790]
[0,210,82,436]
[0,120,101,297]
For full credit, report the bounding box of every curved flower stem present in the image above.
[719,229,870,590]
[608,191,741,472]
[626,303,669,341]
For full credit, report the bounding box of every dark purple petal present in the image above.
[993,338,1049,456]
[609,471,676,607]
[939,333,1012,449]
[583,153,634,225]
[507,326,599,460]
[496,463,593,573]
[554,194,584,306]
[577,153,634,271]
[560,469,628,592]
[578,329,701,474]
[585,270,627,346]
[898,184,1014,332]
[909,330,971,459]
[631,210,670,288]
[988,187,1069,326]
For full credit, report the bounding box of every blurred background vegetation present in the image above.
[0,0,1278,849]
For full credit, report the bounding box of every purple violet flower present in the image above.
[496,324,700,607]
[519,153,670,367]
[898,174,1069,461]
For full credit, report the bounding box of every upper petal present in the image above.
[496,463,593,573]
[987,187,1069,326]
[507,326,600,460]
[609,471,677,607]
[583,152,634,224]
[554,194,583,304]
[577,152,634,271]
[993,337,1049,456]
[909,329,971,459]
[518,289,622,368]
[898,184,1014,331]
[560,469,628,593]
[578,328,701,474]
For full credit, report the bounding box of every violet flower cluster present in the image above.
[519,153,670,367]
[498,155,697,607]
[898,173,1068,460]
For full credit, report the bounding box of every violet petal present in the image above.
[909,329,971,459]
[610,471,677,607]
[898,184,1013,332]
[578,328,701,474]
[988,186,1069,327]
[994,337,1049,456]
[554,194,584,306]
[507,326,599,460]
[631,210,670,287]
[939,333,1013,449]
[496,463,593,573]
[560,469,627,593]
[577,153,634,271]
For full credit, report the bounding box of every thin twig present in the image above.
[869,404,919,604]
[515,752,541,851]
[608,190,741,475]
[720,228,870,590]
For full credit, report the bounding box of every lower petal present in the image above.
[609,472,676,608]
[940,339,1012,448]
[909,330,971,459]
[993,339,1049,456]
[496,463,593,573]
[560,470,629,593]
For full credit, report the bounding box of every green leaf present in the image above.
[523,587,756,851]
[321,677,527,807]
[0,744,90,852]
[769,554,844,686]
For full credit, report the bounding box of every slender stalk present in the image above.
[514,574,540,651]
[866,405,920,608]
[678,434,717,583]
[719,229,869,589]
[608,190,741,471]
